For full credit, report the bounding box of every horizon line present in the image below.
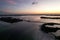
[0,14,60,16]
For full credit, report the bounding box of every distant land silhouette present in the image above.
[1,11,60,16]
[0,14,60,16]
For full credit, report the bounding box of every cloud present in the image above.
[6,0,16,5]
[2,8,12,13]
[0,11,8,15]
[32,2,38,5]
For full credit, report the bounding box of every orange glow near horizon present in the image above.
[5,6,60,14]
[14,9,60,14]
[1,0,60,14]
[3,8,60,14]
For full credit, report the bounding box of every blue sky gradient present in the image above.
[1,0,60,14]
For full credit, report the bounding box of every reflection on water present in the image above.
[1,16,60,23]
[18,16,41,22]
[19,16,60,23]
[0,16,60,40]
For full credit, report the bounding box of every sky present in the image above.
[1,0,60,14]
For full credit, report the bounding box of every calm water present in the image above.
[0,16,60,40]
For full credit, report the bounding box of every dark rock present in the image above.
[55,36,60,40]
[0,17,23,23]
[40,23,60,33]
[40,16,60,19]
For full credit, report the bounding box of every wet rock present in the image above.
[40,23,60,33]
[0,17,23,23]
[55,36,60,40]
[40,16,60,19]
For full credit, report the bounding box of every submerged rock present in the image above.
[40,23,60,40]
[40,23,60,33]
[0,17,23,23]
[55,36,60,40]
[40,16,60,19]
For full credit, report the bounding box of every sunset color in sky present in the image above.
[1,0,60,14]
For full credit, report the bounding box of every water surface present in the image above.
[0,16,60,40]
